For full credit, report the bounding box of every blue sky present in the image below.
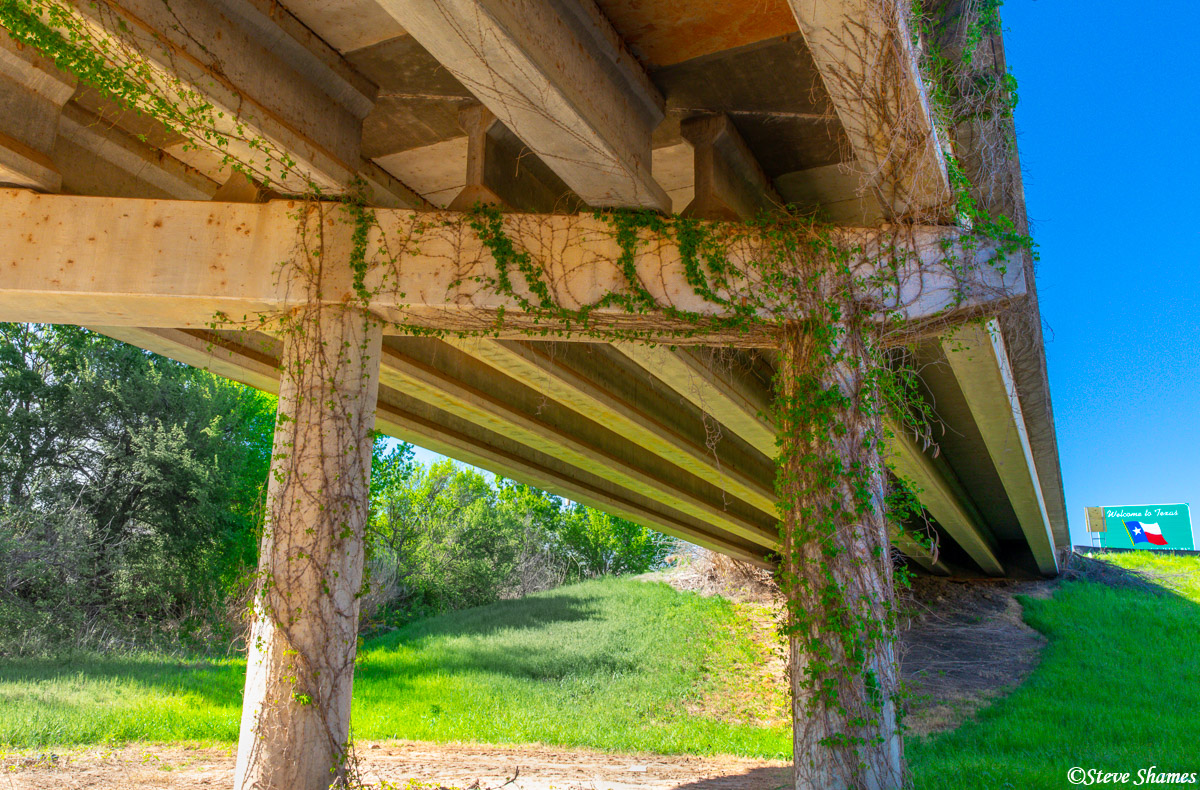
[1003,0,1200,547]
[410,0,1200,549]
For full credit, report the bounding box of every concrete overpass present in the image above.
[0,0,1066,786]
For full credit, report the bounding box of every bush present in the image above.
[363,452,678,629]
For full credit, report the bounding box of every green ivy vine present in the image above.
[0,0,1038,784]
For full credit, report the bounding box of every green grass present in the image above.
[2,552,1198,786]
[908,551,1200,788]
[0,577,789,756]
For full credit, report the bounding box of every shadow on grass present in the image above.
[356,586,640,686]
[907,552,1200,789]
[370,586,603,646]
[0,654,245,708]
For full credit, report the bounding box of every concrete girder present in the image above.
[373,391,774,564]
[377,338,781,550]
[445,103,580,214]
[370,0,670,210]
[680,114,782,222]
[442,337,778,515]
[86,325,772,565]
[616,345,778,457]
[0,34,75,191]
[3,0,422,205]
[942,319,1058,575]
[884,419,1003,575]
[54,105,218,200]
[0,190,1024,344]
[613,344,964,576]
[787,0,952,220]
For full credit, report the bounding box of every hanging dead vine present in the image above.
[0,0,1034,787]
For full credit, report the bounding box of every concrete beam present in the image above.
[942,319,1058,575]
[377,339,781,550]
[89,326,280,392]
[373,0,670,210]
[448,104,508,212]
[681,114,781,222]
[614,344,959,575]
[0,35,75,190]
[445,337,778,516]
[374,394,773,565]
[657,112,974,571]
[87,325,771,565]
[6,0,420,205]
[0,190,1023,344]
[55,105,218,200]
[884,418,1003,575]
[788,0,951,219]
[615,345,778,456]
[446,104,581,214]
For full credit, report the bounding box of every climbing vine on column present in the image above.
[0,0,1037,787]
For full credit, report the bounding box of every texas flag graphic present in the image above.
[1125,520,1169,546]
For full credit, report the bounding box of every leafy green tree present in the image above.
[364,457,678,627]
[555,504,677,578]
[0,324,275,654]
[0,323,679,652]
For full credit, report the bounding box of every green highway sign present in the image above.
[1087,503,1194,550]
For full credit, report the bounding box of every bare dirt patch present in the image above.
[899,576,1051,735]
[0,742,791,790]
[646,551,1054,737]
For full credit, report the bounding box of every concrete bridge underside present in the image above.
[0,0,1067,579]
[0,0,1070,785]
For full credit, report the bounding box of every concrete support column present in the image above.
[777,325,903,790]
[234,303,383,790]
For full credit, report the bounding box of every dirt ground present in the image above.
[0,742,792,790]
[650,552,1053,736]
[899,575,1052,735]
[0,560,1055,789]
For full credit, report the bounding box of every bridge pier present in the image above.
[234,304,382,790]
[777,326,904,790]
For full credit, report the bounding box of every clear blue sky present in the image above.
[1003,0,1200,547]
[409,2,1200,549]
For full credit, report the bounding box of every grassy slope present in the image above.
[1,552,1197,786]
[0,577,788,756]
[908,552,1200,788]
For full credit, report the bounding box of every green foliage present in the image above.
[0,324,678,655]
[1,0,1041,769]
[5,555,1199,773]
[0,324,275,656]
[364,459,677,628]
[554,502,677,578]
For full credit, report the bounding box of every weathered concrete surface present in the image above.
[235,305,382,790]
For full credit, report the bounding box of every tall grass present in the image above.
[908,551,1200,788]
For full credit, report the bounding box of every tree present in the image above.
[554,503,677,578]
[364,457,678,626]
[0,324,275,654]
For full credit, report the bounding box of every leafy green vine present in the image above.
[0,0,1039,785]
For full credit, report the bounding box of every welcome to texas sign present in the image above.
[1094,503,1195,550]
